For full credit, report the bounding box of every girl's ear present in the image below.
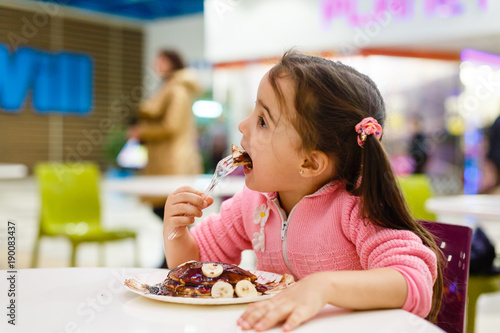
[300,150,331,177]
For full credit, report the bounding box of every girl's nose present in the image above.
[238,116,249,134]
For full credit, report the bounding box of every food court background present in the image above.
[1,0,500,193]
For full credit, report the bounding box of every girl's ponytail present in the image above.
[355,124,443,323]
[354,117,412,230]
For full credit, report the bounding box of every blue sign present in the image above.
[0,44,93,114]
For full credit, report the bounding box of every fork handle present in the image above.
[204,174,220,197]
[167,226,185,240]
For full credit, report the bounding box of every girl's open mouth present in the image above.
[231,144,253,169]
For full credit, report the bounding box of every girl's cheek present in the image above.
[256,131,273,146]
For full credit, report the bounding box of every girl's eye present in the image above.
[258,116,267,128]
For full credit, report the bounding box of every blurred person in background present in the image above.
[129,50,203,220]
[486,114,500,193]
[408,115,429,174]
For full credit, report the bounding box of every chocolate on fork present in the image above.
[231,144,252,166]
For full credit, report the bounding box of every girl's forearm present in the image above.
[321,267,407,310]
[164,227,201,268]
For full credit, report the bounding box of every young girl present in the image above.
[163,51,443,332]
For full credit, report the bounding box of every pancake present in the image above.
[231,144,252,166]
[160,278,212,297]
[167,261,256,285]
[144,261,294,298]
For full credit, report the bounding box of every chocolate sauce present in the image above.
[255,283,276,294]
[168,261,256,285]
[145,261,278,298]
[232,144,252,166]
[148,280,212,298]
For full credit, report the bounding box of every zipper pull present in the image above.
[281,221,288,241]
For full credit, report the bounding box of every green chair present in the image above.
[468,274,500,333]
[32,162,138,267]
[398,174,437,221]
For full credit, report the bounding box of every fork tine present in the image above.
[222,154,233,165]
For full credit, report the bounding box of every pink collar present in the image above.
[261,180,346,202]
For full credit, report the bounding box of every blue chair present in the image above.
[420,220,473,333]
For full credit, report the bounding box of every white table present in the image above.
[105,174,246,207]
[426,195,500,223]
[426,194,500,251]
[0,268,444,332]
[475,291,500,333]
[0,163,28,179]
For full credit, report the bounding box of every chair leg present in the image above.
[99,242,105,267]
[134,236,140,267]
[31,236,41,268]
[70,242,79,267]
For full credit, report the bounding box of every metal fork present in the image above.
[167,155,237,240]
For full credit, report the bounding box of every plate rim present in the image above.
[123,269,283,305]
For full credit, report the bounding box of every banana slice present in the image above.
[280,274,295,285]
[202,263,224,278]
[211,281,234,298]
[235,280,258,298]
[177,260,197,267]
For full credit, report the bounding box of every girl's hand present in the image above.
[237,273,329,332]
[163,186,214,237]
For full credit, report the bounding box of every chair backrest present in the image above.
[398,174,437,221]
[420,220,473,333]
[35,162,102,234]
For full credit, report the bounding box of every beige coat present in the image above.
[137,69,203,206]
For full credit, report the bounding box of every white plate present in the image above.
[123,269,283,305]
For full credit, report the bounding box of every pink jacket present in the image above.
[191,181,437,317]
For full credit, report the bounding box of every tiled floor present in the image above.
[0,177,257,270]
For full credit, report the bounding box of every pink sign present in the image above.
[320,0,488,27]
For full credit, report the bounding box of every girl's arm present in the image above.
[238,267,407,332]
[163,186,213,268]
[163,224,200,269]
[190,188,253,265]
[165,187,251,268]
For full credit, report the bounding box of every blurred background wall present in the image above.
[143,14,205,96]
[203,0,500,194]
[0,1,143,171]
[204,0,498,62]
[1,0,500,192]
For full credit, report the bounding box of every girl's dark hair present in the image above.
[158,49,185,71]
[268,51,444,322]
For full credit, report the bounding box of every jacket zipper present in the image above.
[271,199,297,277]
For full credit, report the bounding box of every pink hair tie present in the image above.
[355,117,382,147]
